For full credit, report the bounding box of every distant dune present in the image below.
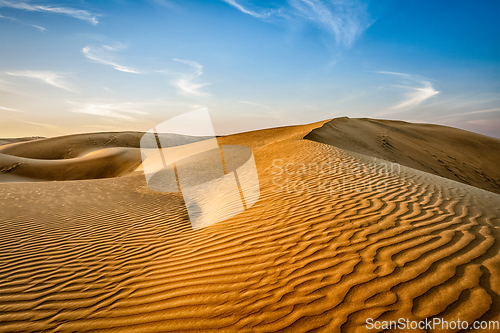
[0,136,45,147]
[0,132,223,182]
[305,117,500,194]
[0,119,499,332]
[0,132,143,182]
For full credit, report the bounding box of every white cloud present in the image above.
[391,84,439,110]
[376,71,410,78]
[453,107,500,117]
[378,71,440,111]
[0,105,22,112]
[24,121,57,129]
[429,107,500,123]
[0,13,45,31]
[6,70,74,91]
[70,102,147,120]
[289,0,371,47]
[168,59,209,96]
[82,44,138,73]
[0,0,98,25]
[31,24,44,31]
[221,0,371,48]
[221,0,274,19]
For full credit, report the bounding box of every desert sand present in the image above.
[305,118,500,194]
[0,118,499,332]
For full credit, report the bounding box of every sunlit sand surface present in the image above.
[0,118,499,332]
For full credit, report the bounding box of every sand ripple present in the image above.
[0,123,499,332]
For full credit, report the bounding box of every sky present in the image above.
[0,0,499,138]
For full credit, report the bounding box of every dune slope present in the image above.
[0,132,144,182]
[0,120,499,332]
[0,132,143,159]
[304,117,500,194]
[0,132,226,182]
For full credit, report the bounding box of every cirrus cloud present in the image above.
[6,70,75,91]
[377,71,440,112]
[0,105,22,112]
[0,0,99,25]
[69,102,147,120]
[0,13,45,31]
[157,59,209,96]
[82,44,139,73]
[220,0,372,48]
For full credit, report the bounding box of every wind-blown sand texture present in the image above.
[0,119,499,332]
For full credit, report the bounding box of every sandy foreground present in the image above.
[0,118,499,332]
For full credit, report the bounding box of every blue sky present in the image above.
[0,0,499,137]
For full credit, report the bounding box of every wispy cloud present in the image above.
[82,44,139,73]
[70,102,147,120]
[221,0,371,47]
[289,0,371,47]
[0,105,22,112]
[6,70,74,91]
[161,59,209,96]
[429,107,500,122]
[392,84,439,110]
[0,13,45,31]
[419,93,500,111]
[221,0,275,19]
[24,121,57,129]
[0,0,98,25]
[378,71,440,111]
[445,107,500,117]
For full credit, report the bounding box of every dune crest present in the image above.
[305,117,500,194]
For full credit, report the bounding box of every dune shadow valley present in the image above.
[0,117,499,333]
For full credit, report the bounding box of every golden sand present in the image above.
[0,119,499,332]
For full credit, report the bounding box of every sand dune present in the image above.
[0,148,141,182]
[0,119,499,332]
[0,132,143,159]
[305,117,500,194]
[0,132,227,183]
[0,137,45,147]
[0,132,144,182]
